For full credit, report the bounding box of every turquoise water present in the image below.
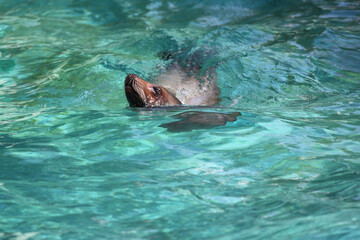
[1,0,360,239]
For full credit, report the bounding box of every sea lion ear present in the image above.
[165,88,176,96]
[163,88,182,106]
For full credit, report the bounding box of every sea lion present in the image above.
[124,72,242,132]
[123,50,241,131]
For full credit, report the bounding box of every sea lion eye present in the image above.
[153,86,162,95]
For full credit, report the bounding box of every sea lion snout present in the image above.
[124,74,138,87]
[124,74,182,108]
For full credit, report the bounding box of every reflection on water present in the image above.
[1,0,360,239]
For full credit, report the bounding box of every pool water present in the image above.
[1,0,360,239]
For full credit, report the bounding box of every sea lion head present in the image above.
[124,74,182,107]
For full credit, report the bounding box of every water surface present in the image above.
[1,0,360,239]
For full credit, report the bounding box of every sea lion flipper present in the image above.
[159,111,241,132]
